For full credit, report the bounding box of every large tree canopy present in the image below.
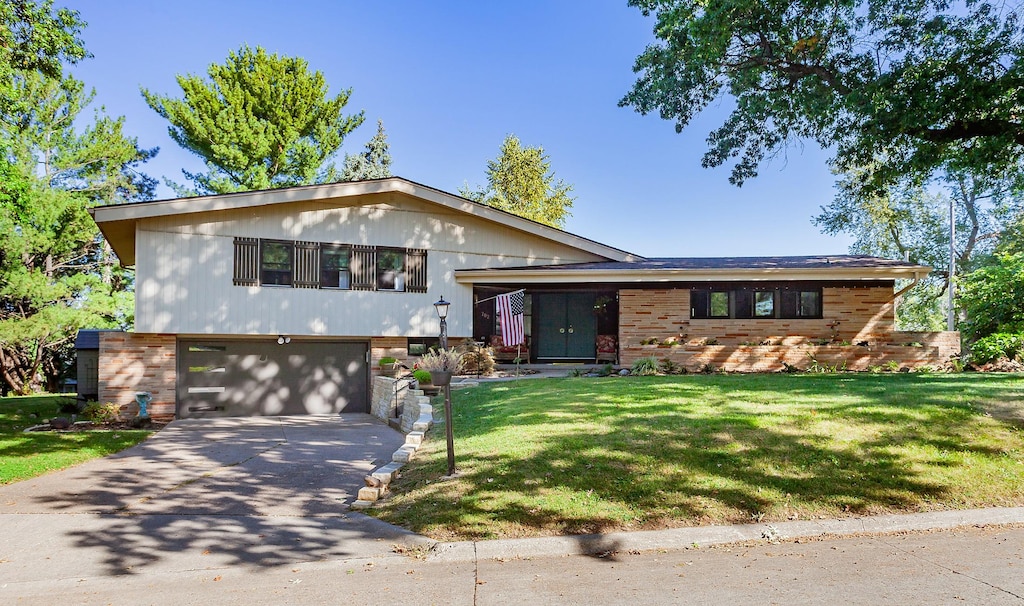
[815,169,1020,329]
[621,0,1024,194]
[0,0,86,109]
[461,134,575,228]
[142,45,364,195]
[0,3,153,394]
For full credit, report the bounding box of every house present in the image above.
[90,177,958,419]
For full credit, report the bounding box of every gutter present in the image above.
[892,271,922,300]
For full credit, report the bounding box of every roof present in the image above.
[455,255,932,284]
[89,177,642,266]
[75,329,118,350]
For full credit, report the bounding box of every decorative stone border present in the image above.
[353,378,437,509]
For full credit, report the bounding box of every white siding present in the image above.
[134,192,605,337]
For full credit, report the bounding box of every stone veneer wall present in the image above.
[370,375,433,433]
[97,332,177,419]
[618,287,959,371]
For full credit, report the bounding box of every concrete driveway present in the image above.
[0,414,430,583]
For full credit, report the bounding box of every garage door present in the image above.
[177,340,368,418]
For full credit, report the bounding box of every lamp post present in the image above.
[434,296,455,476]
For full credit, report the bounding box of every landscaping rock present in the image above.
[49,417,71,430]
[128,416,152,429]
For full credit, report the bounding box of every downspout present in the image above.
[893,271,921,301]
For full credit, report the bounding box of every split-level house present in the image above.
[90,177,959,419]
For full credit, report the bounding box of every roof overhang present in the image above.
[90,177,642,266]
[455,265,931,284]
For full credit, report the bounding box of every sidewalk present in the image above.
[4,515,1023,605]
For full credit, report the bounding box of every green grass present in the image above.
[0,395,152,484]
[370,373,1024,540]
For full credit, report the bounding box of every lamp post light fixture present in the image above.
[434,296,449,349]
[433,295,456,476]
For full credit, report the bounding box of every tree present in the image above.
[0,54,153,394]
[460,134,574,228]
[340,119,392,181]
[0,0,87,111]
[815,169,1020,329]
[142,45,364,195]
[620,1,1024,195]
[958,253,1024,343]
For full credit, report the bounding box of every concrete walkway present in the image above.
[1,416,1023,604]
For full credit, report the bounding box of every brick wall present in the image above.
[618,286,957,371]
[369,336,469,378]
[98,332,177,420]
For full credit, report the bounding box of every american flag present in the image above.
[496,290,525,347]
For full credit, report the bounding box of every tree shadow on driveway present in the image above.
[0,414,430,579]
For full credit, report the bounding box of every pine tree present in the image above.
[341,119,392,181]
[142,45,364,195]
[461,134,574,228]
[1,55,153,394]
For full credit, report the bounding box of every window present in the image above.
[260,240,293,286]
[692,287,822,319]
[376,248,405,291]
[320,245,351,289]
[691,290,729,319]
[754,291,775,317]
[781,289,821,318]
[235,239,427,293]
[710,291,729,317]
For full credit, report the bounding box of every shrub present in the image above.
[83,401,120,424]
[631,357,659,376]
[969,333,1024,365]
[378,356,399,366]
[412,369,432,384]
[417,347,465,373]
[658,358,681,375]
[460,343,496,375]
[599,364,614,377]
[959,253,1024,342]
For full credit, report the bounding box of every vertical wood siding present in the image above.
[135,193,606,337]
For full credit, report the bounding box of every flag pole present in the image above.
[515,343,521,379]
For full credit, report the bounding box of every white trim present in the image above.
[455,265,931,284]
[91,177,640,266]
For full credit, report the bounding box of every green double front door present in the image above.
[535,293,597,359]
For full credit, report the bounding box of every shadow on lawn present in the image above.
[376,374,1024,541]
[0,415,422,576]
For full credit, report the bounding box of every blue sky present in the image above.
[65,0,852,257]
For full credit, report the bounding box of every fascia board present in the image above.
[90,178,640,266]
[454,266,931,283]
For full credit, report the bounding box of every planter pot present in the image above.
[379,363,399,377]
[429,370,452,386]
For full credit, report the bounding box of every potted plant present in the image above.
[378,356,400,376]
[417,347,464,386]
[412,368,440,395]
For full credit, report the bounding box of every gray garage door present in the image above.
[177,340,368,418]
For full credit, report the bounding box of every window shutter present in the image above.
[351,245,376,290]
[233,237,259,286]
[406,249,427,292]
[293,241,320,289]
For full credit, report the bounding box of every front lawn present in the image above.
[370,373,1024,540]
[0,395,153,484]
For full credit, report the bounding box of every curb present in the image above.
[425,506,1024,563]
